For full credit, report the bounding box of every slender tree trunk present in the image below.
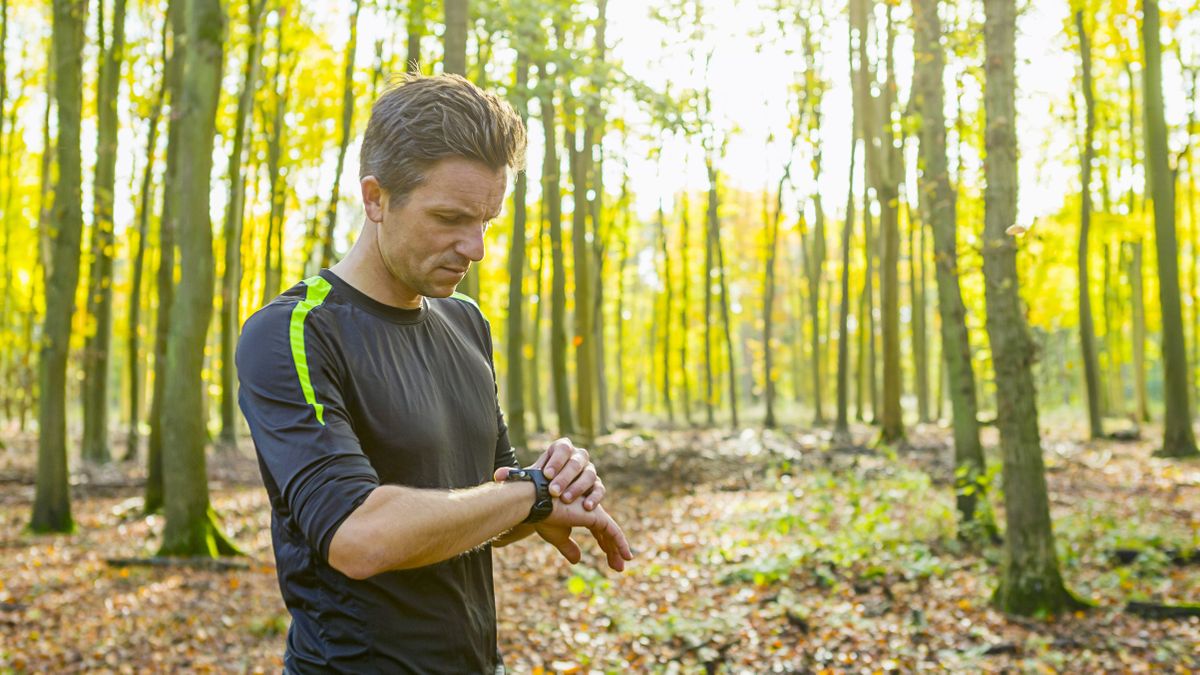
[529,198,546,433]
[835,98,857,439]
[1142,0,1199,457]
[875,3,904,443]
[219,0,267,448]
[81,0,128,464]
[568,111,596,444]
[159,0,239,557]
[913,0,994,542]
[147,0,187,514]
[32,0,88,533]
[984,0,1081,613]
[320,0,360,270]
[657,194,674,424]
[704,154,718,426]
[127,20,169,461]
[406,0,424,73]
[1074,8,1104,439]
[763,154,793,429]
[443,0,467,75]
[678,191,692,426]
[262,14,292,306]
[505,52,530,451]
[541,67,573,435]
[909,203,929,423]
[1127,240,1149,421]
[715,200,738,429]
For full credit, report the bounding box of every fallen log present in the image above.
[1124,601,1200,619]
[105,556,251,571]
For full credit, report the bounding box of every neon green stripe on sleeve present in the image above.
[290,275,333,426]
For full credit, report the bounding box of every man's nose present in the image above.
[456,224,486,263]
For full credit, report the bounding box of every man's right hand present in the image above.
[537,499,632,572]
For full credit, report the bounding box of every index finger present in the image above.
[540,437,576,479]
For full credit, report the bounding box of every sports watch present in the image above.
[505,468,553,524]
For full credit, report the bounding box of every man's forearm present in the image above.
[328,480,535,579]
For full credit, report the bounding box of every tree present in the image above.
[1074,6,1103,440]
[158,0,238,557]
[762,135,795,429]
[504,48,530,451]
[983,0,1082,614]
[540,50,574,435]
[32,0,88,533]
[406,0,425,73]
[568,100,597,444]
[1141,0,1198,458]
[218,0,268,448]
[127,17,170,460]
[912,0,994,542]
[81,0,128,464]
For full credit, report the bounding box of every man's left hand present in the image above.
[529,437,604,511]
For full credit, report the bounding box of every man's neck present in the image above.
[329,222,423,310]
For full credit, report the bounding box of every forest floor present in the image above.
[0,418,1197,673]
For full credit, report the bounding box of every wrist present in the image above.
[503,467,554,523]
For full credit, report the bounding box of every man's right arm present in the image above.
[327,481,535,579]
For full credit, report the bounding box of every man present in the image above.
[237,74,632,673]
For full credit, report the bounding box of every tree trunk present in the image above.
[81,0,128,464]
[704,154,718,426]
[909,204,929,424]
[406,0,424,73]
[876,2,904,443]
[763,153,793,429]
[835,74,857,439]
[1142,0,1198,457]
[678,191,692,426]
[529,198,546,433]
[1130,239,1149,423]
[984,0,1081,614]
[913,0,994,542]
[504,51,530,451]
[657,194,674,424]
[443,0,467,75]
[147,0,188,514]
[262,13,293,306]
[1075,9,1104,438]
[320,0,360,270]
[540,65,573,435]
[568,110,596,445]
[219,0,267,448]
[32,0,88,533]
[715,199,738,429]
[159,0,239,557]
[127,19,169,462]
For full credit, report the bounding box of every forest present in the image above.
[0,0,1198,670]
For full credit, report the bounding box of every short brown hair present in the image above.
[359,73,527,201]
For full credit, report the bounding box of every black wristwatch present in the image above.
[505,468,553,524]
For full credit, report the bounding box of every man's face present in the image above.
[366,157,507,307]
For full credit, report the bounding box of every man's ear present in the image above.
[361,176,386,224]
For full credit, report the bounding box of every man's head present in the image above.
[359,73,527,204]
[356,74,527,307]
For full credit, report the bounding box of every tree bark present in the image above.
[406,0,424,73]
[1075,7,1103,440]
[219,0,267,448]
[568,108,596,444]
[81,0,128,464]
[127,18,169,461]
[504,51,530,451]
[32,0,88,533]
[657,194,674,424]
[984,0,1081,614]
[912,0,993,542]
[1141,0,1198,457]
[540,63,573,435]
[763,151,794,429]
[159,0,239,557]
